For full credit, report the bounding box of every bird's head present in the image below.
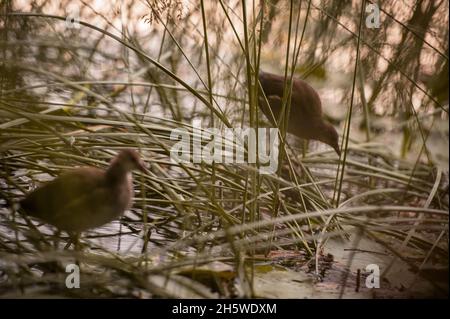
[114,149,148,173]
[318,123,341,157]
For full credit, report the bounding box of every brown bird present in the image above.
[20,149,148,233]
[258,71,341,156]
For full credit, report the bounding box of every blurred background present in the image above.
[0,0,448,298]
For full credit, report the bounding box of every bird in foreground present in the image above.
[20,149,148,233]
[258,70,341,156]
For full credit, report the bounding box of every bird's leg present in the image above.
[64,232,82,270]
[73,232,81,268]
[63,233,71,250]
[64,232,80,250]
[302,140,308,157]
[71,232,81,251]
[53,229,61,249]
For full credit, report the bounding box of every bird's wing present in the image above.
[48,186,116,231]
[20,167,104,220]
[258,71,285,97]
[259,72,323,118]
[293,78,323,117]
[258,95,282,125]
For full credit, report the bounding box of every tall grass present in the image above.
[0,0,448,298]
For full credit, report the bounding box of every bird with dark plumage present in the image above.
[20,149,148,233]
[258,71,341,156]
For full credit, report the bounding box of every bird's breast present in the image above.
[115,172,133,211]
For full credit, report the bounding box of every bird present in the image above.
[258,70,341,156]
[20,149,148,233]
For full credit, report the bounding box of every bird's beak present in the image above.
[334,145,341,157]
[137,159,149,174]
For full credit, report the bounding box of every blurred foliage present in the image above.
[0,0,448,298]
